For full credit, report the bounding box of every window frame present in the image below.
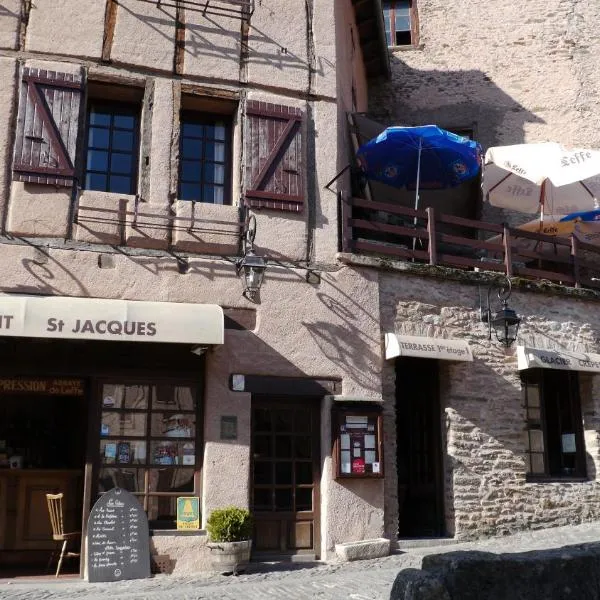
[83,100,141,195]
[95,379,203,530]
[178,110,232,205]
[522,369,587,482]
[383,0,419,48]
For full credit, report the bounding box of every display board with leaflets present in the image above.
[332,406,383,479]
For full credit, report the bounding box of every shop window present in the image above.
[522,370,586,480]
[383,1,418,47]
[178,100,233,204]
[84,100,141,195]
[98,382,199,529]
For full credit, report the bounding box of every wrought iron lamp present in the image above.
[480,276,521,348]
[236,215,267,302]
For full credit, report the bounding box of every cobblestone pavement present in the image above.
[4,521,600,600]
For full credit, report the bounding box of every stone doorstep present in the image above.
[335,538,391,562]
[396,538,460,550]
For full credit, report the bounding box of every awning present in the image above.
[517,346,600,373]
[0,295,224,345]
[385,333,473,362]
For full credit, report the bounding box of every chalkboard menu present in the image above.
[87,488,151,582]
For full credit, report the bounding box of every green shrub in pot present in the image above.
[207,507,252,543]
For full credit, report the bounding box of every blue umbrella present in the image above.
[559,208,600,222]
[356,125,482,211]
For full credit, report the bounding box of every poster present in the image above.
[176,497,200,530]
[352,457,365,473]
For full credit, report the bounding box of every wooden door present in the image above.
[396,358,444,537]
[251,397,320,557]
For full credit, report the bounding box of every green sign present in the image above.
[176,497,200,530]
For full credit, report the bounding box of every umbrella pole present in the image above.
[412,138,422,256]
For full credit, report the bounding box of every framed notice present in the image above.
[176,497,200,530]
[332,406,383,479]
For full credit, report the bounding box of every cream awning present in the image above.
[385,333,473,362]
[0,295,224,345]
[517,346,600,373]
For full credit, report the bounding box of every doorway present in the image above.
[251,396,320,558]
[395,358,445,537]
[0,382,88,576]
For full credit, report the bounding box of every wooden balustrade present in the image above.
[341,195,600,291]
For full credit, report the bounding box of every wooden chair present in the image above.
[46,493,81,577]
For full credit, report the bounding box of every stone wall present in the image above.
[380,271,600,541]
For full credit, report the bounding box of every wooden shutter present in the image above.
[244,101,304,212]
[13,67,84,187]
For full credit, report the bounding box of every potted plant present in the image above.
[206,506,253,575]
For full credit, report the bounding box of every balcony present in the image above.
[340,195,600,291]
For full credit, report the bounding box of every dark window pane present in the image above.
[295,462,312,484]
[109,175,132,194]
[254,435,272,459]
[147,496,177,528]
[181,160,201,182]
[110,152,133,175]
[99,468,144,493]
[205,142,225,162]
[202,185,224,204]
[90,112,111,126]
[275,411,293,432]
[179,183,201,201]
[275,436,292,458]
[114,114,135,130]
[275,488,292,511]
[204,163,225,184]
[148,468,194,492]
[87,150,108,172]
[86,172,106,191]
[204,123,226,141]
[295,436,311,459]
[294,411,311,433]
[254,409,272,432]
[275,462,293,485]
[181,138,203,159]
[88,127,109,149]
[295,487,312,511]
[253,461,272,485]
[182,122,203,137]
[112,130,134,152]
[253,488,272,510]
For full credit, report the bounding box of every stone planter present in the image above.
[207,539,252,575]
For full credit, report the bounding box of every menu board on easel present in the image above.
[333,407,383,479]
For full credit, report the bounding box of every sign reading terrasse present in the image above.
[517,346,600,373]
[385,333,473,362]
[0,295,224,345]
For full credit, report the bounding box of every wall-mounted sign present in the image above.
[385,333,473,362]
[0,378,84,396]
[0,295,224,345]
[220,416,238,440]
[518,346,600,373]
[176,497,200,530]
[333,407,383,479]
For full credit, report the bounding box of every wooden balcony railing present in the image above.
[340,195,600,291]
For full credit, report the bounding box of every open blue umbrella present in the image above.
[356,125,482,211]
[559,208,600,223]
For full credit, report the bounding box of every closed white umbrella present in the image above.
[483,142,600,222]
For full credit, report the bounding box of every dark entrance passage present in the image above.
[396,357,445,537]
[251,397,320,558]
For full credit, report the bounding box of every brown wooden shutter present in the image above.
[13,67,84,187]
[244,101,304,212]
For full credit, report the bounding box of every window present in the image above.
[98,382,199,529]
[84,101,140,194]
[178,112,231,204]
[523,370,586,479]
[383,1,418,47]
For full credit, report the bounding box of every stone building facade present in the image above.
[0,0,391,576]
[364,0,600,544]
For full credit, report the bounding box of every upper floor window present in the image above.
[84,101,140,195]
[523,369,586,480]
[178,112,231,204]
[383,1,418,47]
